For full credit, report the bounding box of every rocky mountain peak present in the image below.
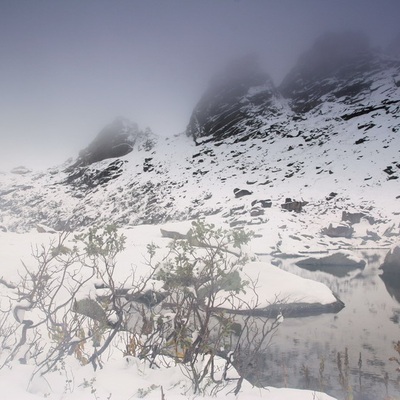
[291,31,371,80]
[72,117,140,168]
[208,53,269,92]
[186,54,282,142]
[279,31,390,113]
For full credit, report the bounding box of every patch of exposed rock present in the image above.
[296,252,366,277]
[186,54,283,142]
[279,31,376,113]
[70,117,156,169]
[321,222,354,238]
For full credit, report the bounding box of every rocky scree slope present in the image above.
[0,33,399,254]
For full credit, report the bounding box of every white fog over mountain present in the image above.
[1,0,400,170]
[1,2,400,400]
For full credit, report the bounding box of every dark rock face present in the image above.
[73,117,139,167]
[186,55,283,142]
[66,159,126,189]
[380,246,400,274]
[186,31,400,147]
[278,32,400,118]
[279,31,375,113]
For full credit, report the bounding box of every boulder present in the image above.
[342,211,366,224]
[250,208,264,217]
[321,222,353,238]
[160,228,189,240]
[281,199,308,212]
[234,188,253,198]
[251,199,272,208]
[73,298,108,326]
[326,192,338,201]
[296,252,366,277]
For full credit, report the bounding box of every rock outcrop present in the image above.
[296,252,366,277]
[186,54,283,142]
[321,222,354,239]
[279,31,379,114]
[72,117,141,167]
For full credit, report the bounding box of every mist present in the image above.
[1,0,399,171]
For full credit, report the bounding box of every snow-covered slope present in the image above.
[0,34,399,254]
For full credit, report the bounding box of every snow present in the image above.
[0,223,340,400]
[0,355,336,400]
[215,261,337,311]
[1,49,399,400]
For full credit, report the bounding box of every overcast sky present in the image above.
[1,0,400,170]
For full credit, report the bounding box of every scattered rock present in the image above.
[321,222,353,238]
[383,224,400,237]
[250,208,264,217]
[281,199,308,212]
[251,199,272,208]
[326,192,338,201]
[354,137,369,145]
[384,166,396,175]
[342,211,366,224]
[229,220,247,228]
[143,158,154,172]
[234,188,253,198]
[160,228,189,240]
[229,205,246,215]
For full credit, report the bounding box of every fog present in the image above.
[1,0,399,170]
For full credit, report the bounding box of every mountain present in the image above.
[186,54,285,143]
[0,32,399,254]
[72,117,140,168]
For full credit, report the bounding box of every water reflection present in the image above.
[255,251,400,400]
[295,253,366,277]
[380,272,400,304]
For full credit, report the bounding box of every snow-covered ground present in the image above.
[0,223,339,400]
